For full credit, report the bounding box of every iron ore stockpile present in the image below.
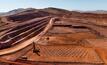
[0,7,107,65]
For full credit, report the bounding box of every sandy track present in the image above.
[0,17,55,56]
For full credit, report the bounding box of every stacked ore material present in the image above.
[0,17,51,49]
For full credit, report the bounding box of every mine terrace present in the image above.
[0,7,107,65]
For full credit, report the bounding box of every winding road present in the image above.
[0,17,55,56]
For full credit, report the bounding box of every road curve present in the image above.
[0,18,55,56]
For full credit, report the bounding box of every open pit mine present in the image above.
[0,7,107,65]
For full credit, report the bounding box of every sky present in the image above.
[0,0,107,12]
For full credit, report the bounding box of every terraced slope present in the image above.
[0,8,107,65]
